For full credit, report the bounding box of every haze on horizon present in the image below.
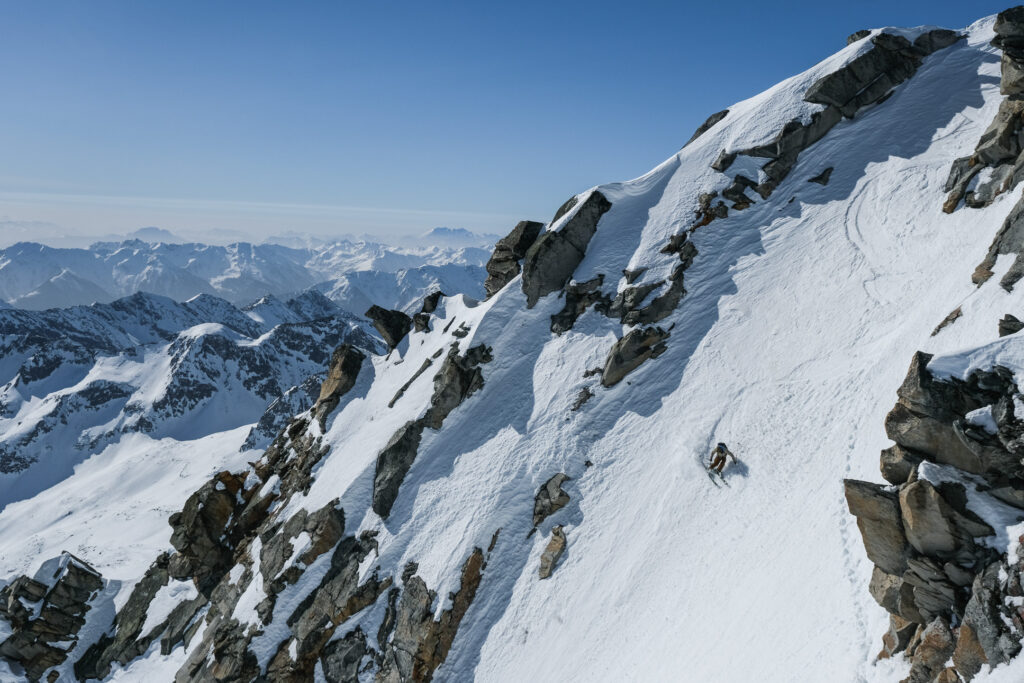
[0,0,1008,247]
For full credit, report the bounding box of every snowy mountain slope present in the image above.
[0,291,381,510]
[0,239,489,314]
[7,12,1024,683]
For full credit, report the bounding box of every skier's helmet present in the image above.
[717,442,726,449]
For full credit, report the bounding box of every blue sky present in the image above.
[0,0,1011,242]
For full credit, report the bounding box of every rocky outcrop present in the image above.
[683,109,729,147]
[538,526,567,580]
[1001,313,1024,337]
[366,305,413,350]
[0,552,104,682]
[533,474,571,527]
[847,350,1024,681]
[484,221,544,298]
[808,167,833,185]
[313,344,366,428]
[701,29,960,230]
[373,344,493,518]
[550,275,609,334]
[377,548,486,683]
[601,326,670,387]
[413,291,445,332]
[521,191,613,308]
[806,31,960,117]
[949,10,1024,288]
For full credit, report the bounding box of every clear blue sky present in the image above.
[0,0,1011,242]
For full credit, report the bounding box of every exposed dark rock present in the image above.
[521,191,613,308]
[533,474,571,527]
[377,548,485,683]
[373,345,493,518]
[0,553,104,682]
[882,352,1022,478]
[314,344,366,428]
[420,291,444,315]
[168,471,253,593]
[711,149,737,172]
[684,109,729,147]
[808,167,834,185]
[899,480,992,561]
[550,195,579,225]
[550,275,609,334]
[806,31,961,118]
[484,221,544,298]
[961,562,1022,669]
[389,359,435,409]
[993,7,1024,97]
[601,326,670,388]
[845,479,910,575]
[880,614,918,659]
[622,268,647,284]
[366,306,413,350]
[538,526,567,580]
[932,306,963,336]
[847,29,871,45]
[974,194,1024,289]
[76,554,171,680]
[946,12,1024,215]
[1000,314,1024,337]
[570,387,593,411]
[904,618,955,683]
[880,444,924,485]
[372,421,427,520]
[321,628,369,683]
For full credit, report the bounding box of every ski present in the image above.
[705,469,721,487]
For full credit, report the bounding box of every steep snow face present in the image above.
[0,239,489,314]
[6,14,1024,683]
[0,291,380,510]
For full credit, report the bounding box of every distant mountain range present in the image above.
[0,236,493,312]
[0,289,382,509]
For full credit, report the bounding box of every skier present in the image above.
[708,442,736,475]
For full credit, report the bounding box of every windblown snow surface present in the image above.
[11,14,1024,683]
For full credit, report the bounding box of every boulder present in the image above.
[313,344,366,428]
[521,191,613,307]
[808,167,834,185]
[880,444,923,485]
[600,326,670,388]
[999,314,1024,337]
[484,221,544,298]
[413,291,445,332]
[844,479,910,575]
[539,526,567,579]
[372,420,427,518]
[365,305,412,350]
[533,474,571,527]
